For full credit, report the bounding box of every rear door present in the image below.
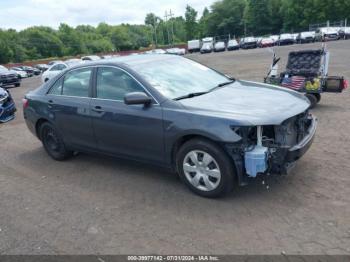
[46,67,96,150]
[90,66,164,163]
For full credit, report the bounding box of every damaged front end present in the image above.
[225,111,317,186]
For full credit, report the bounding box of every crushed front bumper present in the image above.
[273,115,317,175]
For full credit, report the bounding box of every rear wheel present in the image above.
[40,122,72,161]
[305,93,318,108]
[15,83,20,87]
[176,139,235,198]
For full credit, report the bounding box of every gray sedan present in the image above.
[23,55,316,198]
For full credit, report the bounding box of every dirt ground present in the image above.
[0,41,349,255]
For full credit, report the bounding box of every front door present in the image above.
[90,66,164,163]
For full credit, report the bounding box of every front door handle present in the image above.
[92,106,105,113]
[48,100,54,109]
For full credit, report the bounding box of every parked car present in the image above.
[277,34,295,45]
[240,37,257,49]
[214,42,226,52]
[315,27,339,41]
[34,64,49,72]
[297,31,316,43]
[19,66,41,76]
[259,37,274,48]
[17,66,33,77]
[200,43,213,54]
[338,27,350,39]
[0,66,21,88]
[10,67,28,78]
[269,35,280,45]
[145,49,167,55]
[41,62,68,83]
[81,55,101,61]
[227,39,239,51]
[0,87,16,123]
[188,40,201,53]
[23,55,316,198]
[48,60,63,66]
[166,48,186,55]
[65,58,83,67]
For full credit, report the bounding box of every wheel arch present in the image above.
[170,133,228,171]
[35,118,50,140]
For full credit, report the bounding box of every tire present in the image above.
[39,122,73,161]
[15,83,20,87]
[305,93,318,109]
[176,138,235,198]
[314,93,321,103]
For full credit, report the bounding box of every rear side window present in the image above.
[62,68,92,97]
[96,67,144,100]
[48,78,63,95]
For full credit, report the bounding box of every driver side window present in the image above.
[96,67,145,101]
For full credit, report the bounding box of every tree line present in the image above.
[1,0,349,64]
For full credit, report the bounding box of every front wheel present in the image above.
[176,139,235,198]
[40,122,73,161]
[305,93,318,108]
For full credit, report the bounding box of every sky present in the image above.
[0,0,214,30]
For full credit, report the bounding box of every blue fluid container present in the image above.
[244,146,268,177]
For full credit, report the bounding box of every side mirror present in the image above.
[124,92,152,106]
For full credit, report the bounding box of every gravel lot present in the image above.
[0,41,349,255]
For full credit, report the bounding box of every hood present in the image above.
[0,70,17,76]
[178,80,310,126]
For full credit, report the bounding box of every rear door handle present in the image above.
[92,106,105,113]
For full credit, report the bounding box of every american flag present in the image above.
[281,76,305,90]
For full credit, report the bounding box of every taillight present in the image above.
[22,98,29,109]
[343,79,349,90]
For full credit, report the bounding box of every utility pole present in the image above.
[153,15,158,48]
[164,11,170,46]
[164,10,175,46]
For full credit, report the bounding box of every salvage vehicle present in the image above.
[240,37,257,49]
[81,55,101,61]
[315,27,339,41]
[338,27,350,39]
[227,39,239,51]
[41,62,68,83]
[259,37,274,48]
[0,87,16,123]
[188,40,201,53]
[214,41,226,52]
[34,64,49,72]
[200,43,213,54]
[277,34,295,45]
[24,55,317,198]
[10,67,28,78]
[0,66,21,88]
[296,31,316,43]
[19,66,41,76]
[265,48,347,108]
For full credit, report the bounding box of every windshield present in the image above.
[130,57,230,99]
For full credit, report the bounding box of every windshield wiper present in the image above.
[173,91,209,101]
[173,79,235,101]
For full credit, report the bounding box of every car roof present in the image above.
[68,54,181,70]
